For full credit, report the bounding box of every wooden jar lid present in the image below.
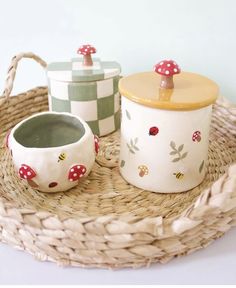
[119,62,219,110]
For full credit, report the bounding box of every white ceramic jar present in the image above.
[8,112,98,193]
[119,60,218,193]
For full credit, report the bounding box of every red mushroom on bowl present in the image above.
[94,135,99,154]
[19,164,38,188]
[154,60,180,89]
[68,164,87,182]
[77,44,96,66]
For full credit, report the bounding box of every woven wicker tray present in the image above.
[0,53,236,269]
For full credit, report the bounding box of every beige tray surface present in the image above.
[0,53,235,268]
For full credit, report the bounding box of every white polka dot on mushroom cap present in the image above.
[165,70,170,75]
[167,64,171,67]
[79,174,83,178]
[174,68,178,72]
[82,168,85,173]
[27,172,31,176]
[77,165,80,169]
[69,178,73,182]
[73,173,77,177]
[158,68,162,72]
[24,175,27,179]
[23,166,27,169]
[20,170,23,174]
[71,168,74,172]
[160,62,163,65]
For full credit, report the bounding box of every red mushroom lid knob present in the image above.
[19,164,36,180]
[154,60,180,89]
[68,164,87,182]
[77,44,96,67]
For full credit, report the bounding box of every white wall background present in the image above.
[0,0,236,103]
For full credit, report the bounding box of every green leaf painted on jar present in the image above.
[120,160,125,168]
[199,160,205,173]
[178,144,184,152]
[125,110,131,120]
[170,141,188,163]
[127,138,139,154]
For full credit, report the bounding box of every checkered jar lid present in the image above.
[47,57,121,82]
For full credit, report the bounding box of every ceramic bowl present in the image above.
[8,112,98,192]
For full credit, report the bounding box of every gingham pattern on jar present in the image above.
[47,58,121,136]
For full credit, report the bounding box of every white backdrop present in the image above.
[0,0,236,103]
[0,0,236,285]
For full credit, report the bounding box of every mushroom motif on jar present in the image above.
[19,164,38,188]
[192,131,201,142]
[77,44,96,66]
[138,165,149,177]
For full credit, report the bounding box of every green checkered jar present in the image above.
[47,45,121,136]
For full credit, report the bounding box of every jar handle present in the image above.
[2,52,47,100]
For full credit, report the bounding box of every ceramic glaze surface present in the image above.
[119,97,212,193]
[13,113,85,148]
[47,55,121,136]
[119,72,218,110]
[9,112,97,193]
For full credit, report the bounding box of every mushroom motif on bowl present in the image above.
[94,135,99,154]
[19,164,38,188]
[68,165,87,182]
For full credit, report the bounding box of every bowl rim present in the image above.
[9,111,93,151]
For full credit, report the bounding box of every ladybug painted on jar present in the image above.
[149,126,159,136]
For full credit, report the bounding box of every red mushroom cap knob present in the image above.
[192,131,201,142]
[77,44,96,56]
[77,44,96,66]
[154,60,180,89]
[94,135,99,154]
[68,164,87,182]
[19,164,36,180]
